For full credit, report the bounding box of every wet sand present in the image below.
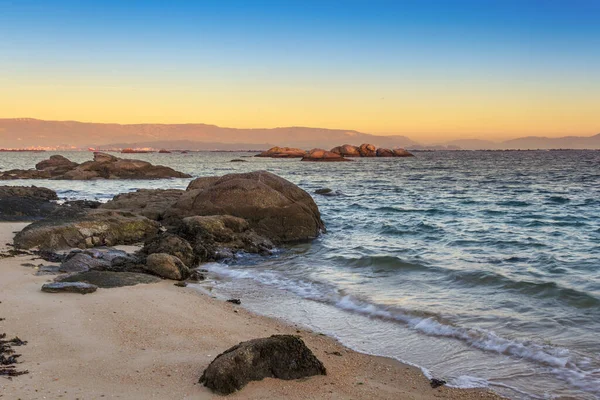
[0,223,503,399]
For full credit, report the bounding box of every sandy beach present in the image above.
[0,223,502,400]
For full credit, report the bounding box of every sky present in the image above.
[0,0,598,142]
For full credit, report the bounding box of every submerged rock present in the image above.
[41,282,98,294]
[167,171,325,243]
[200,335,326,395]
[56,270,161,288]
[13,210,160,250]
[314,188,333,195]
[255,146,306,158]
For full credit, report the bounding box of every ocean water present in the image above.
[1,150,599,399]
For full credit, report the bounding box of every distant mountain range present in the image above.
[0,118,598,150]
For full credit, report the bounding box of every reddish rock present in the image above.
[255,146,306,158]
[392,148,415,157]
[301,149,351,162]
[35,155,78,173]
[376,148,394,157]
[330,144,361,157]
[158,149,171,154]
[358,143,377,157]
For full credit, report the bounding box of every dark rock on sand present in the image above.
[56,270,161,288]
[144,253,190,280]
[100,189,185,220]
[255,146,306,158]
[41,282,98,294]
[168,171,325,243]
[176,215,272,261]
[430,378,447,388]
[0,186,59,221]
[200,335,326,395]
[226,299,241,305]
[230,159,247,162]
[139,233,196,267]
[301,148,350,162]
[14,210,160,250]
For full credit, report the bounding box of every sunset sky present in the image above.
[1,0,598,142]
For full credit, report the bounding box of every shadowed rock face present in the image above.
[0,186,60,221]
[166,171,325,243]
[301,148,351,162]
[55,270,161,288]
[255,146,307,158]
[13,210,160,250]
[100,189,185,220]
[41,282,98,294]
[0,152,191,180]
[200,335,326,395]
[330,144,361,157]
[139,233,196,267]
[144,253,190,280]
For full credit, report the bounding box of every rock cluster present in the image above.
[0,152,191,180]
[256,144,413,161]
[255,146,306,158]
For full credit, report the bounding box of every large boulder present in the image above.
[165,171,325,243]
[330,144,361,157]
[100,189,185,220]
[0,185,59,221]
[358,143,377,157]
[176,215,272,261]
[13,210,160,250]
[301,149,350,162]
[392,148,415,157]
[139,233,196,267]
[144,253,190,280]
[200,335,326,395]
[376,148,394,157]
[58,253,111,273]
[255,147,306,158]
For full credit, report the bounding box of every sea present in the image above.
[1,150,599,399]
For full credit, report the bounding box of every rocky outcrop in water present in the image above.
[0,186,59,221]
[255,147,307,158]
[330,144,361,157]
[100,189,185,220]
[358,143,377,157]
[301,148,351,162]
[0,152,191,180]
[200,335,326,395]
[166,171,325,243]
[13,210,160,250]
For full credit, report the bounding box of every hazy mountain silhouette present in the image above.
[0,118,416,149]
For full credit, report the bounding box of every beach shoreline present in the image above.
[0,223,503,399]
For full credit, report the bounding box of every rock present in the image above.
[139,233,196,267]
[35,155,78,174]
[358,143,377,157]
[392,148,414,157]
[330,144,361,157]
[56,270,161,288]
[226,299,241,305]
[314,188,332,195]
[41,282,98,294]
[167,171,325,243]
[176,215,272,261]
[100,189,185,220]
[145,253,190,280]
[1,152,191,180]
[301,148,350,162]
[376,148,394,157]
[58,253,111,273]
[158,149,171,154]
[199,335,326,395]
[430,378,447,388]
[255,147,306,158]
[13,210,160,250]
[230,159,247,162]
[0,186,59,221]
